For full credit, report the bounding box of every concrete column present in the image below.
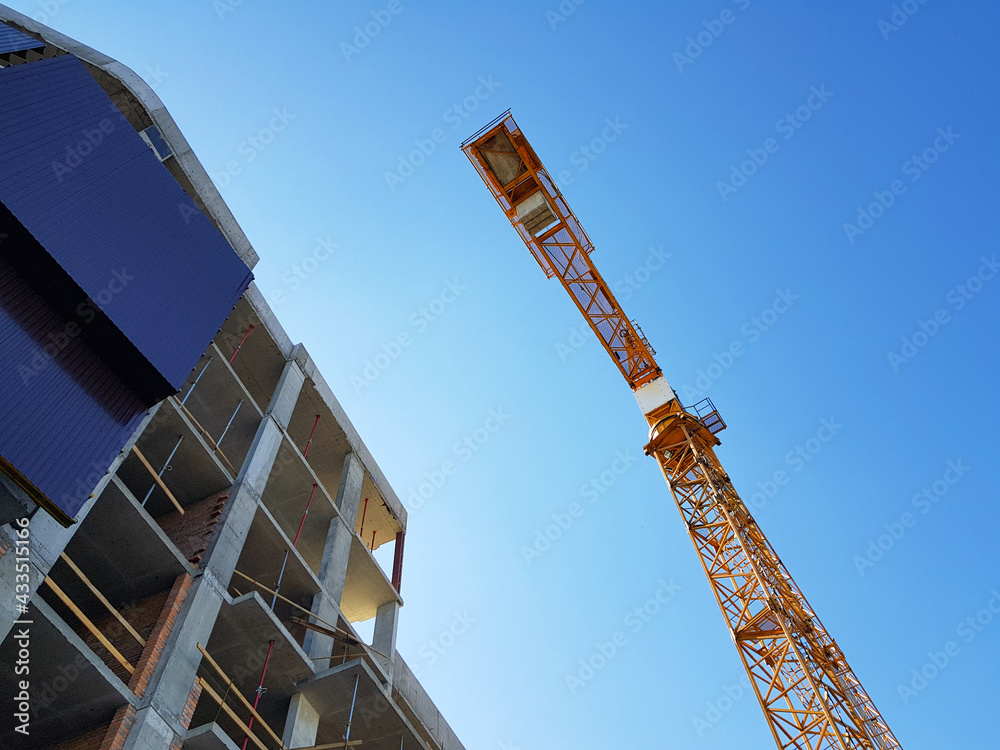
[282,692,320,749]
[372,600,400,678]
[267,359,305,430]
[335,451,364,522]
[124,383,289,749]
[301,452,363,659]
[0,406,158,642]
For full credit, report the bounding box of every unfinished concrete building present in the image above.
[0,7,465,750]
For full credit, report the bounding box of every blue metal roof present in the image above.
[0,254,147,524]
[0,54,254,523]
[0,55,253,402]
[0,21,44,56]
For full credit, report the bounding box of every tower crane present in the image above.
[462,112,903,750]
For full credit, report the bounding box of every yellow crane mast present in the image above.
[462,112,903,750]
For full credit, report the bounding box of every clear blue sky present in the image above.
[14,1,998,747]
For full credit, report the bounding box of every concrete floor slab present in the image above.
[231,505,321,613]
[297,659,432,750]
[213,295,289,414]
[204,591,315,733]
[0,597,134,748]
[55,476,192,608]
[176,346,264,473]
[341,535,403,624]
[116,402,233,518]
[260,435,340,575]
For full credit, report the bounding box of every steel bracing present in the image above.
[462,112,903,749]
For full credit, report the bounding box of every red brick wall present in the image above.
[128,573,192,698]
[157,491,229,566]
[98,705,136,750]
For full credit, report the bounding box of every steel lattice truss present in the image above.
[646,408,902,750]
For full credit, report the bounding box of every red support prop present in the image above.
[241,639,275,750]
[370,530,376,552]
[293,483,318,547]
[359,497,368,537]
[228,324,254,364]
[303,414,321,457]
[391,530,405,593]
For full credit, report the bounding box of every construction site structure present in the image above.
[462,111,903,750]
[0,8,465,750]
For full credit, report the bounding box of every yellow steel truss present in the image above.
[462,112,903,750]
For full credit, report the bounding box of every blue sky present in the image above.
[13,1,999,747]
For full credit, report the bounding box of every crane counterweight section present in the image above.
[463,111,904,750]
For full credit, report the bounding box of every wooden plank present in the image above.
[196,644,283,748]
[131,445,184,515]
[290,617,388,660]
[44,578,134,674]
[60,553,145,647]
[171,397,238,475]
[297,742,363,749]
[196,677,272,750]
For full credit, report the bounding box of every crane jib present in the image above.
[462,111,904,750]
